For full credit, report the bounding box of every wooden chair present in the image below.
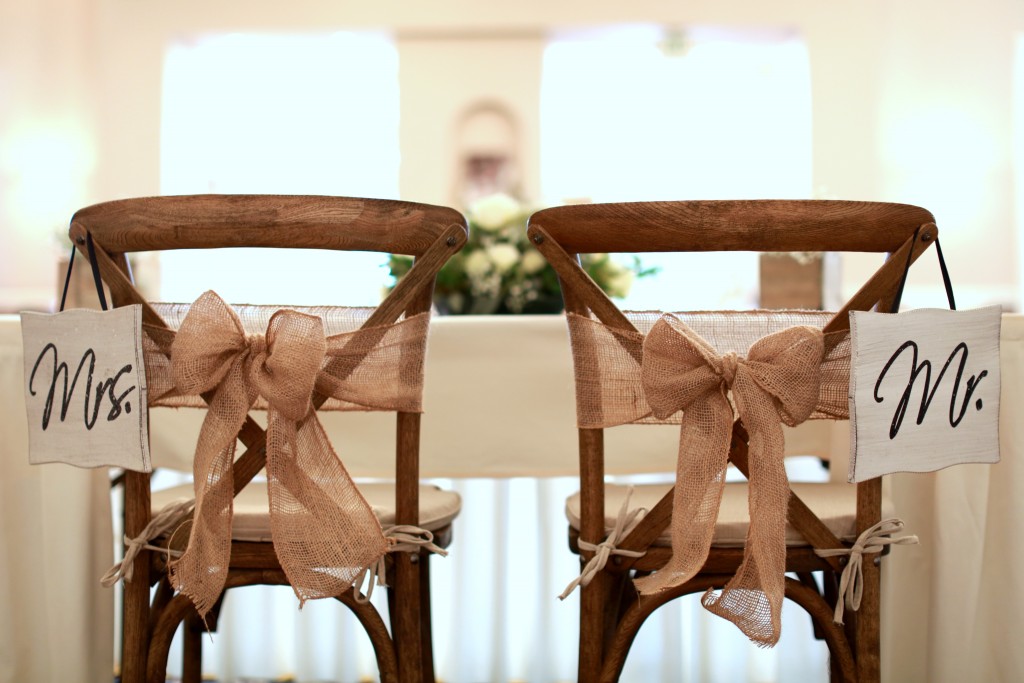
[72,195,468,683]
[527,200,937,683]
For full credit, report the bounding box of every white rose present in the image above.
[464,250,493,278]
[521,249,547,275]
[470,193,521,231]
[486,243,521,274]
[445,292,465,313]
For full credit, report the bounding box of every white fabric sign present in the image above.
[20,306,151,471]
[848,306,1001,482]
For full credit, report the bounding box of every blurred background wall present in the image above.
[1,0,1020,308]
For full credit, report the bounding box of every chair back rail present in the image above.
[72,194,465,256]
[71,197,467,500]
[529,199,935,254]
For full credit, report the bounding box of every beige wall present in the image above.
[2,0,1021,311]
[397,33,544,207]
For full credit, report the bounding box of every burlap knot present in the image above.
[167,291,413,618]
[635,314,824,647]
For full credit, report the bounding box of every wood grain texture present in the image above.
[72,194,467,256]
[824,223,937,338]
[82,195,464,683]
[537,200,935,683]
[854,478,883,683]
[529,225,634,332]
[529,200,934,254]
[145,572,399,683]
[121,470,152,683]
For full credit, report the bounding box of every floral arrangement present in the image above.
[388,194,654,314]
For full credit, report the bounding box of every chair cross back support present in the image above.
[527,199,937,683]
[72,194,467,683]
[71,196,466,497]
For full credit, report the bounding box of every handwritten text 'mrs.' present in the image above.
[28,343,137,430]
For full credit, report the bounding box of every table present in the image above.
[148,314,845,478]
[2,313,1022,682]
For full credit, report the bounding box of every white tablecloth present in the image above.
[148,314,844,478]
[2,313,1022,682]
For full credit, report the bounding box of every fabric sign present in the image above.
[21,305,151,471]
[848,305,1001,482]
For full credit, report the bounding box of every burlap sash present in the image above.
[637,314,823,645]
[567,311,844,647]
[157,291,429,618]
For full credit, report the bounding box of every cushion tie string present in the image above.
[100,498,195,587]
[814,518,918,624]
[353,525,449,604]
[559,486,647,600]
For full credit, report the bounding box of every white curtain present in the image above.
[880,316,1024,682]
[159,475,830,683]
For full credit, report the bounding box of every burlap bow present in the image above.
[635,314,824,646]
[167,291,427,618]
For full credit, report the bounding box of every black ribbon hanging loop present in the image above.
[58,232,108,312]
[890,225,955,314]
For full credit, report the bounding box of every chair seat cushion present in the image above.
[153,482,461,542]
[566,482,895,548]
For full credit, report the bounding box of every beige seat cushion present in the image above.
[566,482,895,548]
[152,482,461,542]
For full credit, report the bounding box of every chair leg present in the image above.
[854,557,882,683]
[578,569,614,683]
[335,588,399,683]
[148,594,195,683]
[823,569,839,616]
[795,571,827,641]
[121,473,152,683]
[783,577,856,683]
[418,551,436,682]
[391,553,425,683]
[830,651,844,683]
[574,566,642,683]
[818,569,850,681]
[121,572,151,683]
[148,576,175,633]
[180,593,222,683]
[181,613,203,683]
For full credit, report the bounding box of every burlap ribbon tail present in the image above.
[634,314,825,647]
[161,290,430,618]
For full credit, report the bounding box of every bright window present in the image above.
[541,26,813,310]
[159,32,400,306]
